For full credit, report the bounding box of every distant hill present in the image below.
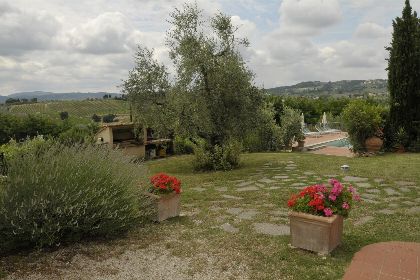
[266,79,388,97]
[0,91,120,103]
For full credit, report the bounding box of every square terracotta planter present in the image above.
[145,192,181,222]
[289,211,343,254]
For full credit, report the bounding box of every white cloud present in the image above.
[279,0,342,36]
[65,12,133,54]
[0,3,61,55]
[0,0,413,94]
[355,22,391,39]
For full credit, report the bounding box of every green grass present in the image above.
[2,152,420,279]
[6,100,129,119]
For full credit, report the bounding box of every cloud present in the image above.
[279,0,342,36]
[0,3,61,56]
[0,0,404,94]
[65,12,134,54]
[355,22,391,39]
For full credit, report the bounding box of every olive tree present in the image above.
[123,3,266,170]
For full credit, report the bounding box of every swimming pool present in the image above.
[325,138,351,148]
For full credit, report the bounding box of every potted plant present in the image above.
[394,127,409,153]
[287,179,360,254]
[365,128,384,153]
[145,173,182,222]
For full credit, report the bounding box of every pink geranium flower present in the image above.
[353,194,361,201]
[329,194,337,201]
[324,208,333,217]
[342,202,350,209]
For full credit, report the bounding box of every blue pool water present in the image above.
[325,138,351,148]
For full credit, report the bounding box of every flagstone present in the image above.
[221,194,243,200]
[384,188,400,196]
[304,171,316,175]
[365,189,380,194]
[362,198,379,204]
[374,178,384,183]
[354,216,374,226]
[226,208,243,215]
[407,206,420,214]
[238,210,258,220]
[258,178,277,184]
[220,223,239,233]
[383,197,400,202]
[378,209,396,215]
[395,181,415,186]
[285,166,296,170]
[209,206,222,212]
[268,186,282,190]
[215,187,228,192]
[290,182,306,187]
[342,176,368,182]
[402,201,416,206]
[253,223,290,236]
[262,203,276,208]
[270,209,288,217]
[399,187,411,193]
[361,193,379,200]
[273,175,289,179]
[236,181,254,187]
[236,186,260,192]
[356,182,372,188]
[191,187,206,192]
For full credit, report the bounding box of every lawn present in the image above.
[1,152,420,279]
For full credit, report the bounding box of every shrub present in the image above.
[279,107,304,149]
[242,105,282,152]
[173,136,194,155]
[102,114,116,123]
[0,143,148,253]
[58,123,99,145]
[342,100,383,153]
[192,139,242,171]
[92,114,101,122]
[0,113,63,145]
[0,137,52,162]
[59,111,69,120]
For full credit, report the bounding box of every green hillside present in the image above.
[2,99,130,119]
[267,79,388,97]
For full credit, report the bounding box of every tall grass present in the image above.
[0,143,149,253]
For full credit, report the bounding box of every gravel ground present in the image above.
[5,244,249,280]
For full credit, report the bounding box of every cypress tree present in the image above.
[386,0,420,151]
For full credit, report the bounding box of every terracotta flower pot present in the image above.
[298,140,305,148]
[145,192,181,222]
[395,144,405,153]
[289,212,343,254]
[365,136,383,153]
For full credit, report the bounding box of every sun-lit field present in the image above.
[6,100,129,119]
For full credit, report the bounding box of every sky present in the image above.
[0,0,419,95]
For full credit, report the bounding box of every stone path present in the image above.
[208,162,419,244]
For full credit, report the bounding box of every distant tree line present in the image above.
[5,98,38,105]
